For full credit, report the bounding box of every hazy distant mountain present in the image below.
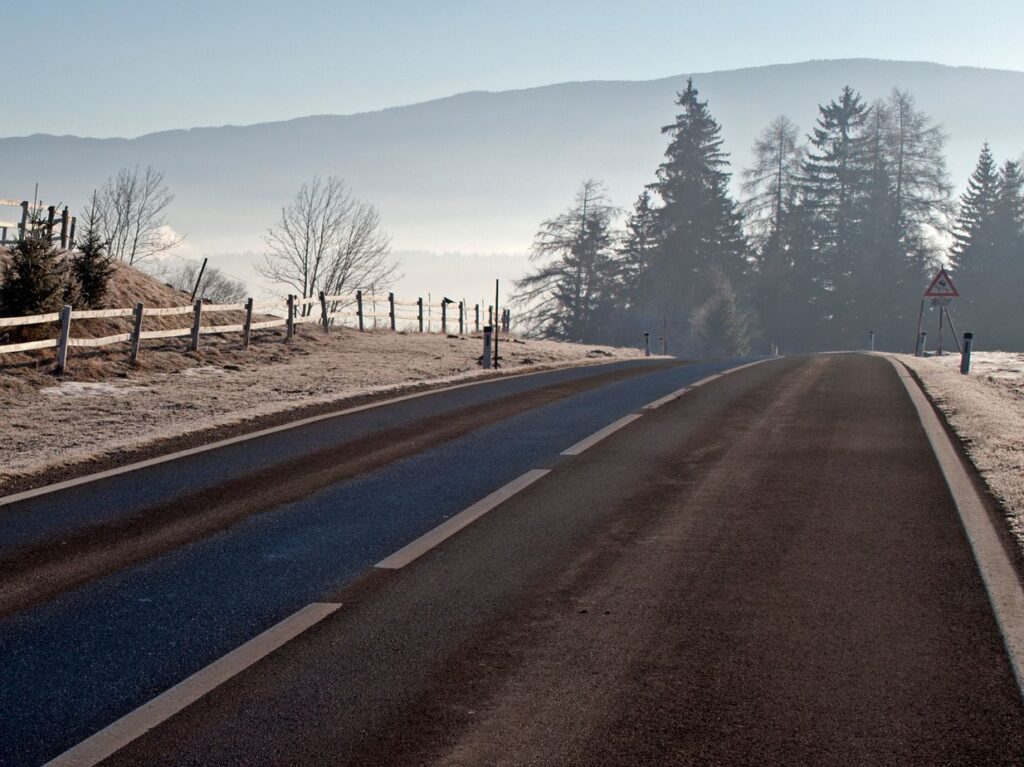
[3,59,1023,298]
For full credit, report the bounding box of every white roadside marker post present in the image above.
[960,332,974,375]
[643,332,650,357]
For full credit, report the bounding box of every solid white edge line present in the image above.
[1,358,643,508]
[887,356,1024,699]
[375,469,551,569]
[44,602,342,767]
[560,413,644,456]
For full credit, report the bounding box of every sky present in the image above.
[5,0,1024,139]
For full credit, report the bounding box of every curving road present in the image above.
[3,354,1024,765]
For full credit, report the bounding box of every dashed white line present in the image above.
[375,469,551,569]
[889,356,1024,700]
[44,602,342,767]
[560,414,644,456]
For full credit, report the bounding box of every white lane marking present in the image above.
[888,356,1024,700]
[560,414,644,456]
[44,602,341,767]
[642,358,779,410]
[376,469,551,569]
[0,359,640,508]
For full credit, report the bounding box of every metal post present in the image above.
[130,302,144,365]
[960,332,974,375]
[418,298,424,333]
[914,299,925,354]
[482,326,493,369]
[458,301,464,334]
[55,305,72,375]
[493,279,500,368]
[242,297,254,349]
[190,299,203,351]
[389,292,396,331]
[919,331,927,356]
[356,290,364,332]
[189,257,208,302]
[937,305,944,356]
[869,330,875,351]
[286,294,295,340]
[643,332,650,357]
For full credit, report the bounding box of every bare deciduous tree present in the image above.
[259,177,395,314]
[167,261,247,304]
[96,166,183,265]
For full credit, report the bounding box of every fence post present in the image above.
[68,216,76,248]
[389,292,396,331]
[960,332,974,374]
[19,201,28,241]
[59,207,69,249]
[319,291,329,333]
[482,326,493,369]
[130,302,144,365]
[55,305,72,375]
[475,304,480,332]
[46,206,55,241]
[644,332,650,357]
[356,290,364,332]
[417,298,424,332]
[287,294,295,340]
[488,306,493,328]
[242,297,254,349]
[441,301,447,334]
[190,299,203,351]
[458,301,464,334]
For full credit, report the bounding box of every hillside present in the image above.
[3,59,1024,299]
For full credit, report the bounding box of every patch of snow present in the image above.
[39,382,145,398]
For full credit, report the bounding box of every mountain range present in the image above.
[3,58,1023,299]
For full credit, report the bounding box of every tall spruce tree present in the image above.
[801,86,872,345]
[0,227,71,329]
[952,148,1024,347]
[512,180,621,342]
[642,79,747,353]
[72,192,116,308]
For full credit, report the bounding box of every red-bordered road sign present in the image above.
[924,268,959,298]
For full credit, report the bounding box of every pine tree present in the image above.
[801,86,873,344]
[512,180,621,342]
[72,192,116,308]
[642,79,747,353]
[0,228,71,327]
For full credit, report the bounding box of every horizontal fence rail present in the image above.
[0,288,512,374]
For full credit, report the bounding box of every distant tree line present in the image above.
[514,80,1023,353]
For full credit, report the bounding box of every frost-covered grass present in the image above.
[0,327,644,491]
[897,351,1024,547]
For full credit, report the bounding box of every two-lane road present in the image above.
[3,354,1024,765]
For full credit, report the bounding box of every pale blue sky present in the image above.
[5,0,1021,138]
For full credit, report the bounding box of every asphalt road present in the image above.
[4,353,1024,765]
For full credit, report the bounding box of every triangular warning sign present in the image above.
[924,268,959,298]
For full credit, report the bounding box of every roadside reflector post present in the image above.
[242,297,254,349]
[286,294,295,340]
[482,326,493,368]
[190,299,203,351]
[643,332,650,357]
[869,330,875,351]
[130,302,144,365]
[356,290,364,332]
[55,304,72,375]
[417,297,424,333]
[389,292,396,331]
[659,336,666,355]
[960,332,974,374]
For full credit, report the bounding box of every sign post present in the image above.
[922,269,960,357]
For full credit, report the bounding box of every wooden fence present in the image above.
[0,199,76,248]
[0,288,512,374]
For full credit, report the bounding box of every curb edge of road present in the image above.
[886,354,1024,701]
